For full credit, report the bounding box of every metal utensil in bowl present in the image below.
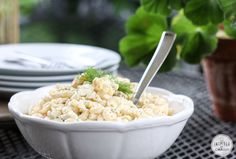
[132,31,176,104]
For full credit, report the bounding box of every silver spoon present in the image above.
[132,31,176,104]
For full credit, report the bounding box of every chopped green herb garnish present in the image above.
[83,67,106,82]
[82,67,132,94]
[116,80,133,94]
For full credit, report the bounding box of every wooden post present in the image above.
[0,0,19,44]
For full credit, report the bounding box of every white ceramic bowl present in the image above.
[8,86,194,159]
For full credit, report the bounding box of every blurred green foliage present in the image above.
[171,11,218,64]
[19,0,138,51]
[119,0,236,71]
[19,0,236,71]
[20,0,39,15]
[20,23,56,42]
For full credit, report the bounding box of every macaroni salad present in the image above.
[28,68,171,122]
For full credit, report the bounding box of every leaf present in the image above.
[172,11,218,35]
[170,0,185,10]
[171,11,196,34]
[142,45,177,72]
[184,0,224,25]
[180,33,217,63]
[224,20,236,38]
[171,11,218,63]
[141,0,170,15]
[119,7,170,67]
[218,0,236,23]
[126,7,167,34]
[119,34,156,66]
[141,0,185,15]
[160,45,177,72]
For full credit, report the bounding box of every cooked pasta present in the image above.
[28,68,171,122]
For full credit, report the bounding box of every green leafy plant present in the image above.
[119,0,236,71]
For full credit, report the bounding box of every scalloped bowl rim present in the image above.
[8,85,194,132]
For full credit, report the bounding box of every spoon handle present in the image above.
[133,31,176,104]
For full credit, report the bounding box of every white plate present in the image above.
[0,64,119,82]
[0,74,76,82]
[0,66,118,95]
[0,80,68,88]
[0,86,32,94]
[0,43,120,75]
[0,83,69,95]
[0,65,118,88]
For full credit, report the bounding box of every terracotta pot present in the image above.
[203,39,236,122]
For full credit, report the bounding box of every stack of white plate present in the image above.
[0,43,120,96]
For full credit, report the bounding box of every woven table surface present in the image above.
[0,67,235,159]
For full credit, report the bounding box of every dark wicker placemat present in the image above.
[0,68,235,159]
